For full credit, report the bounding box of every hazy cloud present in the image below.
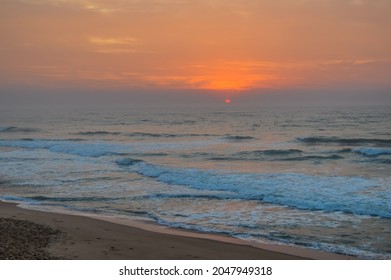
[89,37,139,46]
[18,0,120,13]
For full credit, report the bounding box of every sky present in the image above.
[1,0,390,107]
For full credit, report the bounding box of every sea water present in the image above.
[0,105,390,259]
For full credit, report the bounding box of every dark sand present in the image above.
[0,201,353,260]
[0,217,59,259]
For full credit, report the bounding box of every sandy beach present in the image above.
[0,201,356,260]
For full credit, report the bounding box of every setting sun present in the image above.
[225,99,232,104]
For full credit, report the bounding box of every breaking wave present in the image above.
[0,138,219,157]
[353,148,391,156]
[117,158,391,218]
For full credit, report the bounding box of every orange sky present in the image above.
[1,0,390,100]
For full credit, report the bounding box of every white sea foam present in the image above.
[120,160,391,218]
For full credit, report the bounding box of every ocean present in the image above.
[0,105,390,259]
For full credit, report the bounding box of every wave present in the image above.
[29,195,119,202]
[209,149,342,162]
[353,148,391,156]
[335,148,353,153]
[132,193,232,201]
[116,158,143,166]
[132,152,170,157]
[283,155,344,161]
[222,135,255,141]
[127,132,179,138]
[297,136,391,147]
[237,149,303,156]
[0,138,218,158]
[0,126,39,133]
[168,120,197,125]
[208,156,241,161]
[76,131,121,136]
[126,132,217,138]
[117,158,391,218]
[75,131,217,138]
[371,159,391,164]
[0,195,40,205]
[0,195,120,216]
[0,139,127,157]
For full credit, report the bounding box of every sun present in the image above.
[225,99,232,104]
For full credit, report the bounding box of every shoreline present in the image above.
[0,201,354,260]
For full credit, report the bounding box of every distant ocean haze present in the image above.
[0,106,390,259]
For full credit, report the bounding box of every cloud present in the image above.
[141,65,278,91]
[89,36,145,54]
[5,0,390,93]
[93,49,138,54]
[18,0,120,14]
[89,37,139,46]
[318,59,379,66]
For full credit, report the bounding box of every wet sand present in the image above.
[0,201,353,260]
